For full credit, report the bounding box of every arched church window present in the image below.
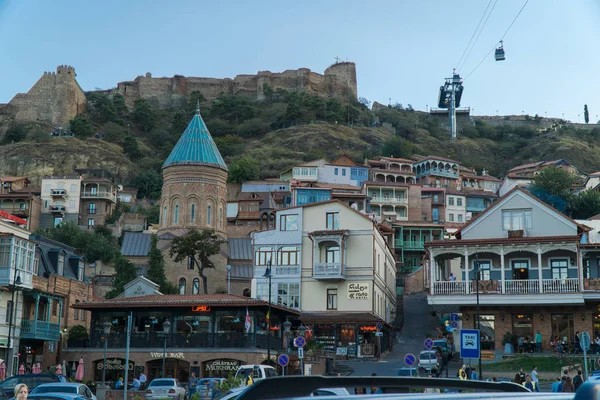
[179,278,186,294]
[208,205,212,225]
[174,204,179,224]
[190,204,196,224]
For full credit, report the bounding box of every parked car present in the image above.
[214,387,246,400]
[417,350,440,372]
[27,394,88,400]
[144,379,186,400]
[397,367,419,377]
[0,374,66,395]
[234,365,278,383]
[433,339,453,360]
[31,383,96,400]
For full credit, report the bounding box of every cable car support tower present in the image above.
[438,70,464,140]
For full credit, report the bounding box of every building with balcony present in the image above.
[0,193,41,232]
[40,175,83,229]
[499,159,586,196]
[280,156,368,188]
[460,168,501,193]
[63,292,298,382]
[363,181,416,223]
[445,189,466,225]
[368,157,415,184]
[465,191,499,220]
[79,177,118,229]
[412,155,461,188]
[250,200,397,358]
[426,187,593,353]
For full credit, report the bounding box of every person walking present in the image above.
[139,372,147,390]
[551,377,561,392]
[522,375,539,392]
[562,376,575,392]
[535,331,543,353]
[531,366,539,386]
[573,370,584,391]
[188,372,198,397]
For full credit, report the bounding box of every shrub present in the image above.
[68,325,89,341]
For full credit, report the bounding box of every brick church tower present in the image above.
[158,106,229,294]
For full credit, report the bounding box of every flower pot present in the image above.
[504,343,513,354]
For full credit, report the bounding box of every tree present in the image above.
[380,136,415,159]
[123,136,143,160]
[131,170,163,199]
[170,228,226,294]
[1,123,27,144]
[568,190,600,219]
[147,235,178,294]
[188,90,206,114]
[37,222,117,263]
[112,94,129,119]
[140,204,160,224]
[228,157,260,182]
[69,115,95,137]
[530,166,577,200]
[106,255,138,299]
[584,104,590,124]
[358,97,371,108]
[133,99,156,132]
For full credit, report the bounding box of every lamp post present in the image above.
[282,319,291,374]
[161,320,171,378]
[298,323,306,376]
[473,255,482,380]
[263,260,273,364]
[227,264,231,294]
[102,321,111,386]
[6,270,23,377]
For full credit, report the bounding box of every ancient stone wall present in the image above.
[7,65,87,125]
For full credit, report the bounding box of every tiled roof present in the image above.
[328,155,362,167]
[73,294,299,313]
[120,232,152,256]
[260,193,278,210]
[163,110,227,171]
[228,238,252,260]
[379,156,414,163]
[300,311,387,324]
[427,235,580,247]
[1,176,28,182]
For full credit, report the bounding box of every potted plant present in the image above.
[502,332,514,354]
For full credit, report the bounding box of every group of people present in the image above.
[457,364,480,380]
[513,367,540,392]
[550,369,585,393]
[353,373,383,395]
[113,372,147,390]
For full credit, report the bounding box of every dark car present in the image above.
[0,374,66,396]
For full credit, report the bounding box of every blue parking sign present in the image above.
[460,329,480,359]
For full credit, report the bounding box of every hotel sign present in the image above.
[348,283,370,300]
[205,359,241,372]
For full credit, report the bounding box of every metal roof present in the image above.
[162,109,228,171]
[120,232,152,256]
[231,264,253,279]
[228,238,252,260]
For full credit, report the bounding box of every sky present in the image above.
[1,0,599,122]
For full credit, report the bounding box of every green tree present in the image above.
[170,228,226,294]
[131,170,163,199]
[1,123,28,144]
[380,136,415,159]
[214,135,245,157]
[123,136,143,160]
[530,166,576,200]
[133,98,156,132]
[188,90,207,114]
[140,204,160,224]
[147,235,178,294]
[584,104,590,124]
[112,93,129,119]
[568,190,600,219]
[106,255,138,299]
[69,115,95,137]
[103,122,127,144]
[87,92,119,123]
[228,157,260,183]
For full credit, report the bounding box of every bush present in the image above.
[501,331,514,346]
[68,325,89,341]
[1,124,28,144]
[70,115,95,137]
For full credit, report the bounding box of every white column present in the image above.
[464,250,470,294]
[430,250,435,295]
[579,249,584,292]
[500,247,505,294]
[537,247,543,294]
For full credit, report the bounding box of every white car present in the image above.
[234,365,278,383]
[145,378,186,400]
[30,383,96,400]
[417,350,440,371]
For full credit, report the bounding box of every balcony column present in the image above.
[379,187,382,200]
[430,250,435,295]
[46,297,52,334]
[579,250,584,292]
[464,250,470,294]
[537,247,543,294]
[58,299,63,328]
[500,247,505,294]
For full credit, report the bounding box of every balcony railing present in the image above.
[50,189,67,197]
[431,278,580,295]
[542,278,579,293]
[49,205,66,213]
[370,196,408,205]
[0,207,29,217]
[433,281,467,295]
[314,263,344,279]
[416,169,458,179]
[394,240,426,250]
[504,279,540,294]
[274,266,300,276]
[81,191,117,202]
[21,319,60,341]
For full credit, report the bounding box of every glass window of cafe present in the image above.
[551,314,574,343]
[480,315,495,350]
[512,314,533,341]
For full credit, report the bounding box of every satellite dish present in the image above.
[117,185,124,191]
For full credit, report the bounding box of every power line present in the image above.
[455,0,494,70]
[463,0,530,81]
[457,0,498,72]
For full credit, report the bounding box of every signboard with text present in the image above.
[347,283,370,300]
[460,329,480,359]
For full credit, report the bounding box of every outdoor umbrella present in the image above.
[75,359,84,382]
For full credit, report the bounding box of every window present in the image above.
[512,314,533,341]
[502,209,532,230]
[89,203,96,214]
[325,246,340,263]
[174,204,179,224]
[68,200,76,209]
[255,247,273,266]
[70,184,77,192]
[457,198,463,206]
[87,218,95,228]
[53,217,63,227]
[342,169,346,176]
[74,300,80,320]
[44,200,48,209]
[179,278,186,294]
[449,213,454,222]
[187,256,195,270]
[280,214,298,231]
[448,197,454,206]
[551,314,574,344]
[327,289,338,310]
[57,253,65,276]
[476,260,491,280]
[326,212,339,230]
[78,261,84,281]
[458,214,463,223]
[6,300,12,323]
[192,278,200,294]
[219,208,223,227]
[190,204,196,224]
[163,207,167,225]
[433,194,439,202]
[278,247,299,266]
[207,205,212,225]
[551,259,569,279]
[334,168,339,176]
[277,283,299,309]
[256,282,275,303]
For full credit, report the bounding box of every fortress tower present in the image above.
[158,105,229,294]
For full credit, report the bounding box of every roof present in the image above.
[1,176,29,182]
[412,154,460,164]
[463,190,499,198]
[379,156,414,164]
[428,235,581,247]
[589,214,600,221]
[327,155,363,167]
[120,232,152,256]
[260,193,278,210]
[162,109,228,171]
[362,180,410,188]
[231,264,253,279]
[72,293,299,313]
[295,182,362,191]
[300,311,388,324]
[589,172,600,177]
[228,238,252,260]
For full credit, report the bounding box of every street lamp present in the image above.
[263,260,273,364]
[227,264,232,294]
[298,323,306,376]
[472,255,482,380]
[7,272,23,377]
[161,320,171,378]
[102,321,111,385]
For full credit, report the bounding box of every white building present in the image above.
[445,190,467,224]
[40,175,83,229]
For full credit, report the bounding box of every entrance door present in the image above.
[147,359,190,382]
[512,260,529,280]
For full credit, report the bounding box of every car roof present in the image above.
[419,350,438,354]
[35,383,83,387]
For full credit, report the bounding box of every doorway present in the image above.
[512,260,529,280]
[146,359,190,382]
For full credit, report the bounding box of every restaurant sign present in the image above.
[96,358,134,371]
[150,352,185,359]
[192,306,211,312]
[205,359,242,372]
[348,283,370,300]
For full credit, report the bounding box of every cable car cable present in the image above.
[463,0,530,81]
[457,0,498,72]
[455,0,494,70]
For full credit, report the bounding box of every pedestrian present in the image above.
[518,368,526,383]
[535,330,543,353]
[551,377,561,392]
[115,377,124,390]
[491,377,498,382]
[354,387,366,395]
[465,363,472,379]
[132,376,141,390]
[14,384,28,400]
[424,374,441,393]
[449,273,456,281]
[470,369,479,380]
[562,376,574,392]
[188,372,198,397]
[139,372,147,390]
[531,366,538,385]
[573,370,584,391]
[521,375,539,392]
[458,364,467,380]
[558,376,566,392]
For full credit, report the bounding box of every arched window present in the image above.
[192,278,200,294]
[174,204,179,224]
[190,204,196,224]
[207,205,212,225]
[179,278,186,294]
[162,207,167,226]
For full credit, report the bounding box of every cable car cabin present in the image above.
[495,42,505,61]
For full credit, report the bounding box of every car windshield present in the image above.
[32,387,77,394]
[29,396,85,400]
[149,380,175,387]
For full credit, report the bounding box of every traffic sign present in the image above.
[404,353,416,367]
[450,321,458,329]
[277,354,289,367]
[450,313,459,322]
[375,332,383,337]
[460,329,480,359]
[295,336,306,348]
[581,331,591,352]
[376,322,383,331]
[298,348,304,359]
[424,338,434,350]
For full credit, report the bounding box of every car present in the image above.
[214,387,246,400]
[397,367,419,377]
[27,394,89,400]
[234,365,278,383]
[417,350,440,372]
[144,378,186,400]
[0,374,66,394]
[466,340,475,347]
[31,383,96,400]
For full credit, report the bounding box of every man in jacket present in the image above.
[522,375,539,392]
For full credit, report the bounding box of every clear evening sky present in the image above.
[1,0,599,122]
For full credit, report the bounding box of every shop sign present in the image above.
[348,283,369,300]
[96,358,134,371]
[205,359,242,372]
[192,306,211,312]
[150,352,185,359]
[360,326,377,332]
[336,347,348,355]
[513,323,532,328]
[0,338,8,347]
